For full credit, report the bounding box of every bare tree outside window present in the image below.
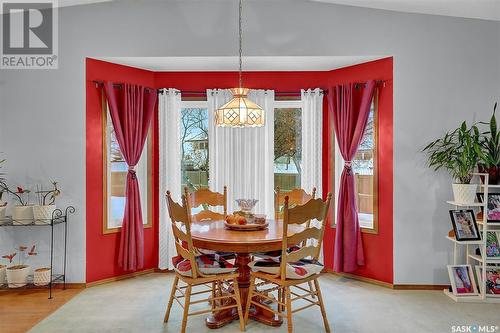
[181,108,209,192]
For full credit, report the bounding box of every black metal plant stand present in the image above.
[0,206,75,299]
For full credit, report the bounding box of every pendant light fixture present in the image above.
[215,0,264,127]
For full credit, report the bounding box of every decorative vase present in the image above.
[34,267,51,286]
[0,264,6,285]
[452,183,477,204]
[12,205,34,225]
[6,265,31,288]
[235,199,258,213]
[478,164,500,185]
[33,205,56,225]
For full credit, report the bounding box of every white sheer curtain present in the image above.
[158,88,182,270]
[207,89,275,217]
[301,88,324,261]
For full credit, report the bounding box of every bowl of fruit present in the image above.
[224,211,268,231]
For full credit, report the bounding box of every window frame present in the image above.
[101,95,153,235]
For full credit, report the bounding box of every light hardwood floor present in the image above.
[0,288,82,333]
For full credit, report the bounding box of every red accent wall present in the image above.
[86,59,157,283]
[85,57,393,284]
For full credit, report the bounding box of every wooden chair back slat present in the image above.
[171,223,189,242]
[184,186,227,220]
[286,198,328,225]
[287,227,322,247]
[286,245,317,263]
[191,210,225,222]
[275,187,316,220]
[175,242,192,261]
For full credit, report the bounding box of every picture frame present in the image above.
[449,209,481,241]
[486,231,500,258]
[475,265,500,297]
[476,193,500,223]
[448,265,479,296]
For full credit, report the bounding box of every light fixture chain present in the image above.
[239,0,243,89]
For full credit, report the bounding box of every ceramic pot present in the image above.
[6,265,31,288]
[12,205,34,225]
[0,204,6,224]
[33,205,56,225]
[452,183,477,204]
[34,267,51,286]
[0,264,6,285]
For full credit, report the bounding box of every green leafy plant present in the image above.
[423,121,480,184]
[476,103,500,168]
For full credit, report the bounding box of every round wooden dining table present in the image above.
[190,219,303,329]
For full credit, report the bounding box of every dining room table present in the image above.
[190,218,304,329]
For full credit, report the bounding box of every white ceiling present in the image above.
[57,0,500,21]
[96,56,385,72]
[311,0,500,21]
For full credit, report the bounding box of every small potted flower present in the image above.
[5,245,36,288]
[0,252,13,286]
[10,187,33,225]
[33,182,60,225]
[0,159,7,222]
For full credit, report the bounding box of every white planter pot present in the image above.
[33,205,56,225]
[0,205,6,224]
[6,265,31,288]
[34,267,51,286]
[452,183,477,204]
[0,265,6,285]
[12,205,34,225]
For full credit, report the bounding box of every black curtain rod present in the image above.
[94,79,388,95]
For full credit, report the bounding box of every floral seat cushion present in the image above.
[172,253,237,277]
[248,257,323,279]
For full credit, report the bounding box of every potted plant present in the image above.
[5,245,36,288]
[0,159,7,222]
[0,252,12,286]
[477,103,500,184]
[33,182,60,225]
[424,121,480,204]
[8,186,33,224]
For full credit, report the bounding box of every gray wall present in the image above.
[0,0,499,283]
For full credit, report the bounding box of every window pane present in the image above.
[352,101,375,228]
[107,111,149,229]
[274,107,302,192]
[181,108,209,194]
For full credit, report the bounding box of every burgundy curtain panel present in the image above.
[104,82,156,271]
[329,80,376,273]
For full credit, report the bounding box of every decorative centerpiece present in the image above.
[225,199,267,231]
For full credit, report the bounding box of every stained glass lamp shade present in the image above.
[215,88,265,127]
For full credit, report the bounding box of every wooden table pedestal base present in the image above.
[204,253,283,329]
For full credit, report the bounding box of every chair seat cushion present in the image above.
[172,254,236,277]
[198,249,236,260]
[248,258,323,279]
[252,245,301,259]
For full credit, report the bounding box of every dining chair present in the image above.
[244,193,332,333]
[164,191,245,333]
[274,186,317,297]
[184,186,227,222]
